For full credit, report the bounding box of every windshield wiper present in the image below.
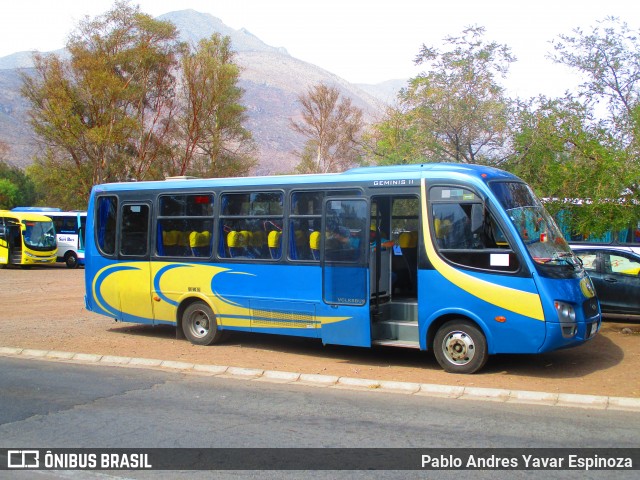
[536,252,575,265]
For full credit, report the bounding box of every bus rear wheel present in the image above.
[181,301,223,346]
[433,320,488,374]
[65,252,79,269]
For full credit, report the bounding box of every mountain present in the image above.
[0,68,34,168]
[356,79,409,104]
[0,9,398,175]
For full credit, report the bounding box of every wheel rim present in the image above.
[186,309,211,339]
[441,330,475,366]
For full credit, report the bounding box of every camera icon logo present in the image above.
[7,450,40,468]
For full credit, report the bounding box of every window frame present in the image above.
[155,192,215,260]
[288,188,364,263]
[428,183,524,275]
[217,189,285,261]
[94,195,119,258]
[119,202,151,259]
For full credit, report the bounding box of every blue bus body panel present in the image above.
[417,268,547,354]
[85,254,372,347]
[534,273,601,351]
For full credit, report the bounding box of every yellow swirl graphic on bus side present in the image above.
[92,262,351,327]
[421,179,545,321]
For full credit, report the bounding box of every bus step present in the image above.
[373,301,418,323]
[10,252,22,264]
[372,339,420,349]
[371,320,419,343]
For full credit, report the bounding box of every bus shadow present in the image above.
[106,324,626,380]
[482,333,625,379]
[107,324,434,368]
[106,324,177,340]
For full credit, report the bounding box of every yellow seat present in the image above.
[240,230,252,246]
[227,230,239,247]
[162,230,188,255]
[398,231,417,249]
[163,230,179,247]
[309,231,321,260]
[189,231,211,248]
[227,230,245,257]
[434,219,452,240]
[251,230,268,258]
[268,230,282,259]
[189,231,211,256]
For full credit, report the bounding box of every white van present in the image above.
[47,211,87,268]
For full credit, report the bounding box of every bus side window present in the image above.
[157,194,214,259]
[218,191,283,260]
[96,196,118,256]
[289,191,323,262]
[430,187,520,273]
[121,204,149,256]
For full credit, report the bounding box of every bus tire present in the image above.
[65,252,79,269]
[181,301,223,346]
[433,320,488,374]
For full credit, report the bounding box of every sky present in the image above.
[2,1,639,99]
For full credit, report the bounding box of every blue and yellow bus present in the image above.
[0,210,58,267]
[84,164,601,373]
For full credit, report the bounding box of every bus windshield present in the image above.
[22,219,57,251]
[490,181,574,265]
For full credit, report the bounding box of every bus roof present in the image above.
[90,163,521,194]
[0,210,58,222]
[30,210,87,216]
[11,207,62,212]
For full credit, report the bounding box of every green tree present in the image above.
[0,178,19,209]
[20,0,181,206]
[550,16,640,151]
[173,34,256,178]
[507,17,640,238]
[291,83,364,173]
[508,97,637,238]
[367,103,424,165]
[387,26,515,165]
[0,142,39,208]
[25,161,90,210]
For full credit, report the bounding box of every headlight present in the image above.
[554,301,576,322]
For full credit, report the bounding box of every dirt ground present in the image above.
[1,264,639,398]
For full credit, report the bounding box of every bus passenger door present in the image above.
[0,221,22,265]
[321,198,370,346]
[0,223,8,265]
[116,202,155,324]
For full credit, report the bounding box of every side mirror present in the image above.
[0,225,6,239]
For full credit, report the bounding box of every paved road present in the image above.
[1,357,639,479]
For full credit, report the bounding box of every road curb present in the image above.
[2,346,640,412]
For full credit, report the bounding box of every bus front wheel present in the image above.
[433,320,488,374]
[65,252,79,269]
[181,301,223,346]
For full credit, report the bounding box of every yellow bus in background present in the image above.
[0,210,58,268]
[12,208,87,268]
